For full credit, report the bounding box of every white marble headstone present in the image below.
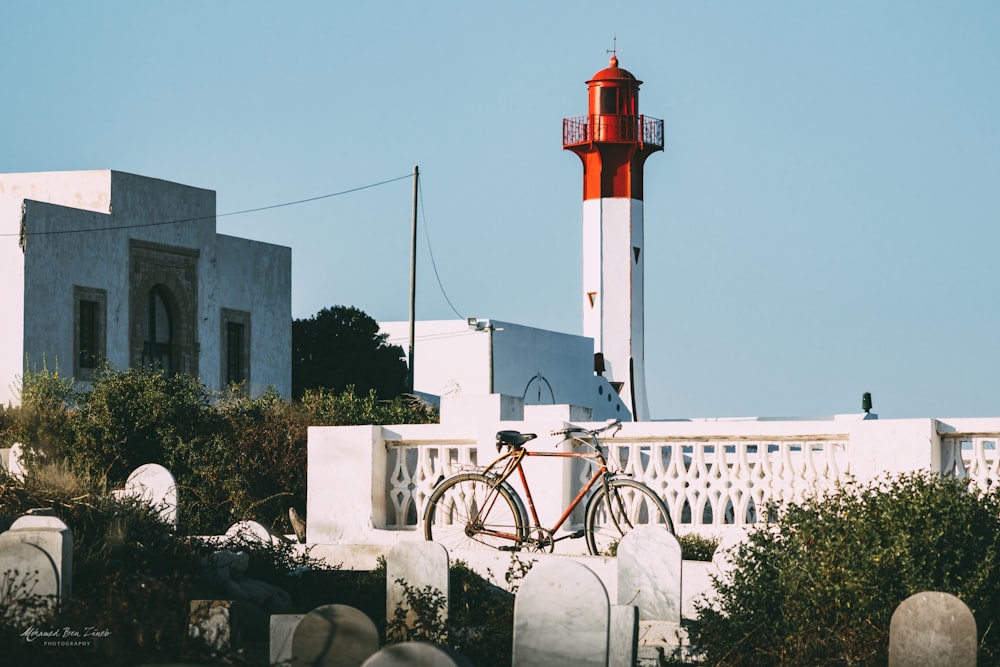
[609,604,639,667]
[119,463,178,527]
[386,541,450,637]
[0,541,59,622]
[617,525,682,623]
[361,641,473,667]
[1,514,73,599]
[292,603,380,667]
[224,520,279,546]
[888,591,978,667]
[512,559,609,667]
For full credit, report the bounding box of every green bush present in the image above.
[678,533,720,562]
[5,366,438,536]
[7,365,78,464]
[69,366,215,490]
[690,473,1000,666]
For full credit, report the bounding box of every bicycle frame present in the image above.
[483,439,614,544]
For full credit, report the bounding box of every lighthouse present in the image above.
[564,54,663,421]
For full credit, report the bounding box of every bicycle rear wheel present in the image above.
[423,473,525,550]
[584,477,673,556]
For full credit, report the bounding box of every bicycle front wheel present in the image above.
[423,473,525,551]
[584,477,673,556]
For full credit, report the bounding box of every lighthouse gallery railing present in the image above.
[563,114,664,149]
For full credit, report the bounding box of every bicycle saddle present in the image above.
[496,430,537,449]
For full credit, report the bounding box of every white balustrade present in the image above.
[307,398,1000,546]
[941,434,1000,493]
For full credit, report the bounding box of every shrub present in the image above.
[678,533,720,562]
[298,386,438,426]
[68,366,215,490]
[690,473,1000,666]
[7,365,78,465]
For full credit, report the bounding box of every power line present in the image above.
[3,173,412,238]
[418,178,464,320]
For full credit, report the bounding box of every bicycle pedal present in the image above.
[498,545,522,552]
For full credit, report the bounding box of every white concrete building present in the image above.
[0,170,291,403]
[380,319,629,421]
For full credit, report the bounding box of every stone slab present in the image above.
[617,525,682,622]
[512,559,609,667]
[0,541,59,623]
[270,613,305,666]
[4,514,73,599]
[292,603,379,667]
[609,604,639,667]
[386,541,450,638]
[361,641,473,666]
[888,591,977,667]
[121,463,178,527]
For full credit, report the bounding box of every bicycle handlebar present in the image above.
[550,419,621,438]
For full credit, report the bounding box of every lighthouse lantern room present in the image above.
[564,54,663,420]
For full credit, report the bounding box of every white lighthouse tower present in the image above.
[564,54,664,421]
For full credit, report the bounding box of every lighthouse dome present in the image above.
[588,55,640,84]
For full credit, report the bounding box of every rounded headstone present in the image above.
[9,515,70,532]
[124,463,177,525]
[0,542,59,604]
[225,520,277,546]
[888,591,977,667]
[617,525,682,622]
[513,559,609,667]
[361,641,473,667]
[292,604,379,667]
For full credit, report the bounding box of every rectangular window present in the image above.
[226,322,245,385]
[221,309,251,389]
[79,300,99,369]
[74,286,107,380]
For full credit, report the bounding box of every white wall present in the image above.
[380,318,630,420]
[212,235,292,397]
[0,198,26,405]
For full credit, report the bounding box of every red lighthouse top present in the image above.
[564,56,663,200]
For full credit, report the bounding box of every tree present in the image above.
[292,305,408,399]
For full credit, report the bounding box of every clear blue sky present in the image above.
[4,2,1000,420]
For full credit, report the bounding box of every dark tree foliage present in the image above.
[292,305,408,399]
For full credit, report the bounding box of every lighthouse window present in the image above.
[600,88,619,114]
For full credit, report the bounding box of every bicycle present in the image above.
[422,419,674,555]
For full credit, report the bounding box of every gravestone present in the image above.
[386,541,450,639]
[292,603,380,667]
[224,520,279,546]
[512,559,609,667]
[0,514,73,599]
[7,443,26,481]
[361,642,474,667]
[888,591,977,667]
[609,605,639,667]
[0,542,59,624]
[617,525,682,623]
[270,614,305,666]
[116,463,178,527]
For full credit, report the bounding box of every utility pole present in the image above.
[408,165,419,393]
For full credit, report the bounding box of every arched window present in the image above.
[143,286,173,371]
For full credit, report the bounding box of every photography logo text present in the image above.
[21,625,111,648]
